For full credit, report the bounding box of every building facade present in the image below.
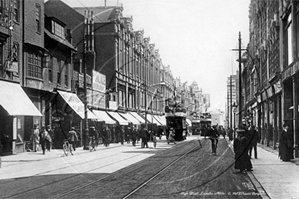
[245,0,298,157]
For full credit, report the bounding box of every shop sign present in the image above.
[92,70,106,92]
[5,61,18,73]
[109,101,117,110]
[79,74,84,88]
[261,91,267,102]
[267,86,274,98]
[88,90,105,109]
[274,81,282,94]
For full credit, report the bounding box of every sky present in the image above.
[60,0,250,112]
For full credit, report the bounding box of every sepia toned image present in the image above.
[0,0,298,198]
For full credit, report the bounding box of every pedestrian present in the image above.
[68,127,78,151]
[120,126,125,145]
[151,130,157,148]
[111,125,116,143]
[209,125,219,155]
[102,125,110,147]
[106,125,111,146]
[46,125,54,151]
[31,124,40,152]
[233,128,253,173]
[131,126,138,146]
[126,126,131,144]
[279,123,294,162]
[228,127,233,141]
[248,125,259,159]
[141,127,149,148]
[39,126,50,155]
[167,127,176,144]
[89,126,98,150]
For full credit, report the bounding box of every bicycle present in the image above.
[62,139,73,156]
[89,136,98,152]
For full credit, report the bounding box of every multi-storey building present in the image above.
[245,0,298,157]
[226,75,237,129]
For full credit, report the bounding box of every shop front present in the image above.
[0,80,42,155]
[51,90,97,148]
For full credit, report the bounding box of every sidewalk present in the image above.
[0,142,123,168]
[228,140,299,199]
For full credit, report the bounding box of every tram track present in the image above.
[2,139,203,199]
[2,151,150,199]
[122,142,201,199]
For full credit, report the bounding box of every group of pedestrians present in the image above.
[31,124,53,155]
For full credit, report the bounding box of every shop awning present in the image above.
[57,90,97,120]
[0,81,42,116]
[186,119,192,126]
[107,111,129,125]
[143,114,160,125]
[154,115,166,126]
[92,110,116,124]
[119,112,141,125]
[129,112,145,123]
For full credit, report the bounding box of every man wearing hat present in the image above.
[68,127,78,151]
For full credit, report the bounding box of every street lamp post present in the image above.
[232,32,246,128]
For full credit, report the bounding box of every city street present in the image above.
[0,136,280,199]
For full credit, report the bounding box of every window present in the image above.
[36,4,41,32]
[27,52,42,79]
[48,57,53,83]
[49,69,52,83]
[0,42,3,67]
[57,72,61,85]
[64,65,68,87]
[51,20,65,38]
[12,0,19,22]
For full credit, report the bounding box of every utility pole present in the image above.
[238,32,242,127]
[230,75,232,129]
[231,32,246,128]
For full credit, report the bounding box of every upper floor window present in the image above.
[27,51,42,79]
[36,4,41,33]
[51,20,65,38]
[12,0,19,22]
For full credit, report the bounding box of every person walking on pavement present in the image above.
[279,123,294,162]
[68,127,78,151]
[46,125,54,151]
[248,125,259,159]
[209,125,219,155]
[141,127,149,148]
[126,126,132,144]
[120,126,125,145]
[228,127,233,141]
[233,128,253,173]
[39,126,50,155]
[151,130,157,148]
[102,125,110,147]
[31,124,40,152]
[131,126,138,147]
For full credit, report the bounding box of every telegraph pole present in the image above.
[231,32,246,128]
[238,32,242,127]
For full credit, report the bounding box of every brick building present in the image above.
[244,0,298,157]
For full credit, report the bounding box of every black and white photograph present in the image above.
[0,0,298,198]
